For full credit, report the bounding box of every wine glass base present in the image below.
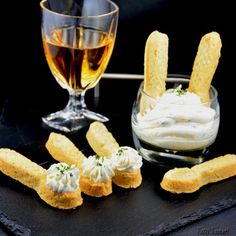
[82,109,109,123]
[42,108,109,133]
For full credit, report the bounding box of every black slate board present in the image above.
[0,78,236,235]
[0,158,236,235]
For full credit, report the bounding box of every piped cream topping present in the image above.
[82,155,115,183]
[112,146,143,172]
[46,163,80,193]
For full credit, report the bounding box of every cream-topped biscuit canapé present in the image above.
[111,146,143,188]
[79,155,115,197]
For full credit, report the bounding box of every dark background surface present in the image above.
[0,0,236,235]
[2,0,236,148]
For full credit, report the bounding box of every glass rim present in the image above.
[140,76,218,105]
[40,0,119,19]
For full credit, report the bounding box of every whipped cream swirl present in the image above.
[46,163,80,193]
[133,86,219,150]
[112,146,143,172]
[82,155,115,183]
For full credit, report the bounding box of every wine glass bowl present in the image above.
[131,75,220,167]
[40,0,119,132]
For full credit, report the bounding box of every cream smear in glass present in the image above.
[133,86,219,151]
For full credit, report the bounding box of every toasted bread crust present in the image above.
[161,154,236,194]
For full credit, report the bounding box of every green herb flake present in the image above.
[117,147,128,156]
[117,149,123,156]
[56,163,71,175]
[170,85,187,96]
[176,88,187,96]
[95,155,104,166]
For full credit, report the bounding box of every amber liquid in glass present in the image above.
[42,27,114,93]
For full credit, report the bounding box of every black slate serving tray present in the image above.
[0,78,236,235]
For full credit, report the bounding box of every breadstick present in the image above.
[46,132,86,172]
[189,32,222,103]
[160,154,236,194]
[86,121,119,158]
[141,30,169,114]
[0,148,46,189]
[0,148,83,209]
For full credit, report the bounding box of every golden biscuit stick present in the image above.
[0,148,83,209]
[0,148,46,189]
[46,132,86,172]
[86,121,119,158]
[189,32,222,103]
[161,154,236,194]
[141,30,169,115]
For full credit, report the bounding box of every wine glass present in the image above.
[40,0,119,132]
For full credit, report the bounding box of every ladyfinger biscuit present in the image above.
[141,30,169,114]
[161,154,236,194]
[46,132,86,172]
[189,32,222,103]
[86,121,119,158]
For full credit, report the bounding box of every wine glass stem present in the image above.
[80,91,87,109]
[66,92,84,113]
[66,90,109,123]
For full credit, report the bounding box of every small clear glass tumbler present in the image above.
[131,75,220,167]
